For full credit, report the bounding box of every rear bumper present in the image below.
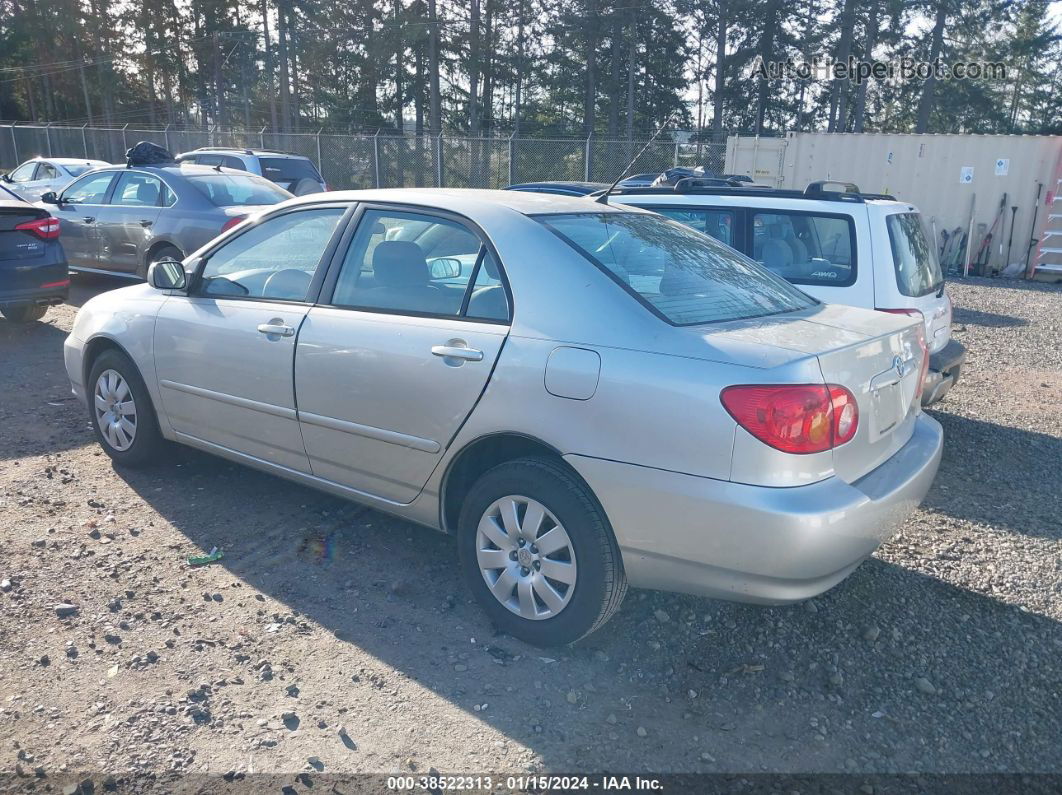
[565,413,943,604]
[923,339,966,405]
[0,280,69,307]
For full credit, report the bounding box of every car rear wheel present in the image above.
[88,349,167,467]
[0,303,48,323]
[140,245,183,280]
[457,457,627,646]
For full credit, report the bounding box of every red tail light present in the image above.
[15,216,61,240]
[720,384,859,454]
[40,279,70,289]
[221,215,247,233]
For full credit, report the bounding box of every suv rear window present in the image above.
[188,174,290,207]
[886,212,943,297]
[539,212,815,326]
[259,157,322,190]
[751,211,856,286]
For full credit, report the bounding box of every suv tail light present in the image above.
[720,384,858,455]
[15,216,61,240]
[221,215,246,233]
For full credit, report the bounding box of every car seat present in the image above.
[466,256,509,321]
[355,240,447,313]
[135,180,160,206]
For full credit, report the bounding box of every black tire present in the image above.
[457,457,627,646]
[87,348,167,467]
[139,245,183,280]
[0,303,47,323]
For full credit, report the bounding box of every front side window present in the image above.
[198,208,344,301]
[648,207,736,247]
[8,162,38,182]
[61,172,116,204]
[539,212,815,326]
[187,174,290,207]
[751,211,856,286]
[887,212,943,297]
[331,209,507,320]
[112,172,164,207]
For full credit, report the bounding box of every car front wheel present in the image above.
[87,349,167,467]
[457,457,627,646]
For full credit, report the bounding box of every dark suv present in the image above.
[1,189,68,323]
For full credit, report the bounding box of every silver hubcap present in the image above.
[476,495,577,621]
[94,369,137,452]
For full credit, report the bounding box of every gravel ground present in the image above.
[0,275,1060,789]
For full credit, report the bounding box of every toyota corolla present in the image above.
[64,189,942,646]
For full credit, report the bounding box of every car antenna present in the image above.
[596,112,677,205]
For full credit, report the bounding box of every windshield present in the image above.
[539,212,816,326]
[188,174,291,207]
[887,212,943,297]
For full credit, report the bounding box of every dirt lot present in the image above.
[1,275,1060,790]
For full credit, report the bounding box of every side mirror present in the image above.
[40,191,58,204]
[148,259,187,291]
[429,257,462,280]
[0,173,11,183]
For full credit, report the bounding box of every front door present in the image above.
[96,170,166,275]
[52,170,118,268]
[295,207,511,503]
[152,205,348,472]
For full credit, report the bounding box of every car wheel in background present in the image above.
[457,457,627,646]
[87,349,167,467]
[0,303,48,323]
[139,245,183,280]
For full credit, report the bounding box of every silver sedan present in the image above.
[64,189,943,646]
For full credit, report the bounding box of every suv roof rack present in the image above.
[610,179,895,203]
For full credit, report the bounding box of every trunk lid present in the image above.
[0,202,50,263]
[705,303,924,482]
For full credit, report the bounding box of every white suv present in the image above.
[614,180,965,405]
[175,148,326,195]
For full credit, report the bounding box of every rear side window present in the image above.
[259,157,322,189]
[752,211,856,286]
[539,212,815,326]
[649,207,737,247]
[886,212,943,297]
[188,174,290,207]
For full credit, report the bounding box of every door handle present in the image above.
[431,344,483,362]
[139,219,153,228]
[83,217,95,224]
[257,322,295,337]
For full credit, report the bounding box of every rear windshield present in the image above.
[886,212,943,297]
[259,157,322,188]
[188,174,290,207]
[539,212,816,326]
[64,164,96,177]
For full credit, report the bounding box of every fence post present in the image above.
[44,123,52,157]
[584,134,592,181]
[508,133,516,186]
[163,124,170,153]
[121,123,129,153]
[81,124,88,158]
[10,124,18,164]
[260,126,266,149]
[373,129,381,188]
[316,128,324,179]
[674,140,680,167]
[435,133,444,187]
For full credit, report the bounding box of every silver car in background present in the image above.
[63,189,943,646]
[1,157,110,202]
[39,163,291,279]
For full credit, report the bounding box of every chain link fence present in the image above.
[0,123,727,190]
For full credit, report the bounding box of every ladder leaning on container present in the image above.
[1029,143,1062,282]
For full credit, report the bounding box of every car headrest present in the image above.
[136,181,160,205]
[372,241,429,287]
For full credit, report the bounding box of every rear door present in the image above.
[96,171,167,275]
[52,170,118,268]
[294,205,510,503]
